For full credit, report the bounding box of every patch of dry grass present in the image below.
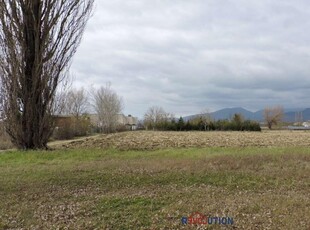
[0,147,309,229]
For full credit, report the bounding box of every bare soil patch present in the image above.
[58,130,310,150]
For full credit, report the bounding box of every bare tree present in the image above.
[0,0,94,149]
[263,106,284,129]
[51,77,73,116]
[53,91,68,116]
[64,87,89,119]
[200,109,213,131]
[56,87,90,137]
[144,106,171,130]
[92,84,123,134]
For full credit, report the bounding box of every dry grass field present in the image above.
[1,131,309,229]
[59,130,310,150]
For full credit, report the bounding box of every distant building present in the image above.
[288,121,310,130]
[88,114,138,131]
[302,121,310,128]
[123,114,138,130]
[54,113,138,131]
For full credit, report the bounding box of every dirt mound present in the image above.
[57,130,310,150]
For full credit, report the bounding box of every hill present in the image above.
[184,107,310,122]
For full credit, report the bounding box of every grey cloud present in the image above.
[71,0,310,117]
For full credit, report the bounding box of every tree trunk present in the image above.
[19,1,48,149]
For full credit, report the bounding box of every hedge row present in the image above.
[146,116,261,132]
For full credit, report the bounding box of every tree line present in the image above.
[143,106,261,132]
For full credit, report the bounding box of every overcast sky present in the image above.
[71,0,310,118]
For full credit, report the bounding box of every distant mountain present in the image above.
[252,110,263,121]
[284,108,310,122]
[184,107,310,123]
[184,107,256,122]
[211,107,254,120]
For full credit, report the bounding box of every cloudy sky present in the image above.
[71,0,310,118]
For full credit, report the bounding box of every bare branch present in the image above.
[92,84,123,134]
[263,106,284,129]
[64,87,89,118]
[200,108,213,131]
[143,106,172,130]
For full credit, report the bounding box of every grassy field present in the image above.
[0,146,309,229]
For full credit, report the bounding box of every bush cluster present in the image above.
[52,116,91,140]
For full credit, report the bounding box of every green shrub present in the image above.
[52,116,91,140]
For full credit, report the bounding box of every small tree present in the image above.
[263,106,284,129]
[144,106,169,130]
[232,113,244,130]
[64,87,89,119]
[200,109,213,131]
[177,117,185,131]
[92,84,123,133]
